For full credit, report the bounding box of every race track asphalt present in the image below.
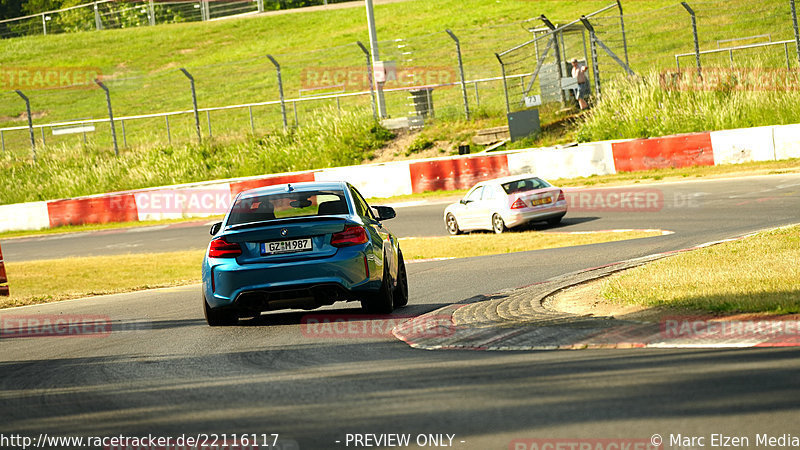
[1,173,799,450]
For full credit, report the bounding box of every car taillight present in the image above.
[557,190,565,202]
[511,198,527,209]
[331,225,368,247]
[208,238,242,258]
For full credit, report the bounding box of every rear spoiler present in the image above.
[226,215,348,231]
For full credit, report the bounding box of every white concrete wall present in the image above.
[710,126,775,165]
[0,201,50,233]
[772,123,800,161]
[314,162,413,198]
[506,141,616,180]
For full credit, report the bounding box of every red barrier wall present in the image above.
[0,244,8,296]
[409,154,510,193]
[611,132,714,172]
[229,173,316,197]
[47,194,139,228]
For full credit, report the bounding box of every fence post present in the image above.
[495,53,510,115]
[792,0,800,67]
[681,2,701,78]
[540,15,567,105]
[15,90,36,162]
[94,79,119,156]
[615,0,629,68]
[148,0,155,26]
[365,0,387,119]
[179,68,202,142]
[1,131,4,152]
[249,106,255,133]
[445,29,470,121]
[356,41,378,121]
[580,17,602,101]
[257,0,264,13]
[266,55,288,130]
[94,2,102,30]
[121,119,127,147]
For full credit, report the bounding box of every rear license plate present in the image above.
[261,238,312,255]
[530,197,553,206]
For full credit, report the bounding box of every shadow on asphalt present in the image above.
[2,344,800,446]
[240,303,453,327]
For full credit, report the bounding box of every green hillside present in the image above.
[1,0,792,149]
[1,0,737,151]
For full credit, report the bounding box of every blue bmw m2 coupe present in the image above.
[202,181,408,326]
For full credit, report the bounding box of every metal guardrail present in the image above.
[675,39,798,70]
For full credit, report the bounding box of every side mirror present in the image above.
[210,222,222,236]
[371,206,396,221]
[460,199,471,205]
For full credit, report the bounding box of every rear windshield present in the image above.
[501,177,551,194]
[227,189,348,226]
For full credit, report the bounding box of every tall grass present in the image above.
[576,65,800,142]
[0,108,393,205]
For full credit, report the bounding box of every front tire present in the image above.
[492,213,506,234]
[204,295,239,326]
[361,258,394,314]
[393,251,409,308]
[445,213,461,235]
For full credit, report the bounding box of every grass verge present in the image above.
[399,230,662,261]
[601,225,800,314]
[1,229,661,308]
[2,250,204,309]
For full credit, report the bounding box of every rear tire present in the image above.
[361,257,394,314]
[492,213,506,234]
[393,252,409,308]
[204,295,239,326]
[445,213,461,235]
[546,215,564,226]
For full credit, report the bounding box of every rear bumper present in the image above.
[504,201,567,228]
[204,248,375,310]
